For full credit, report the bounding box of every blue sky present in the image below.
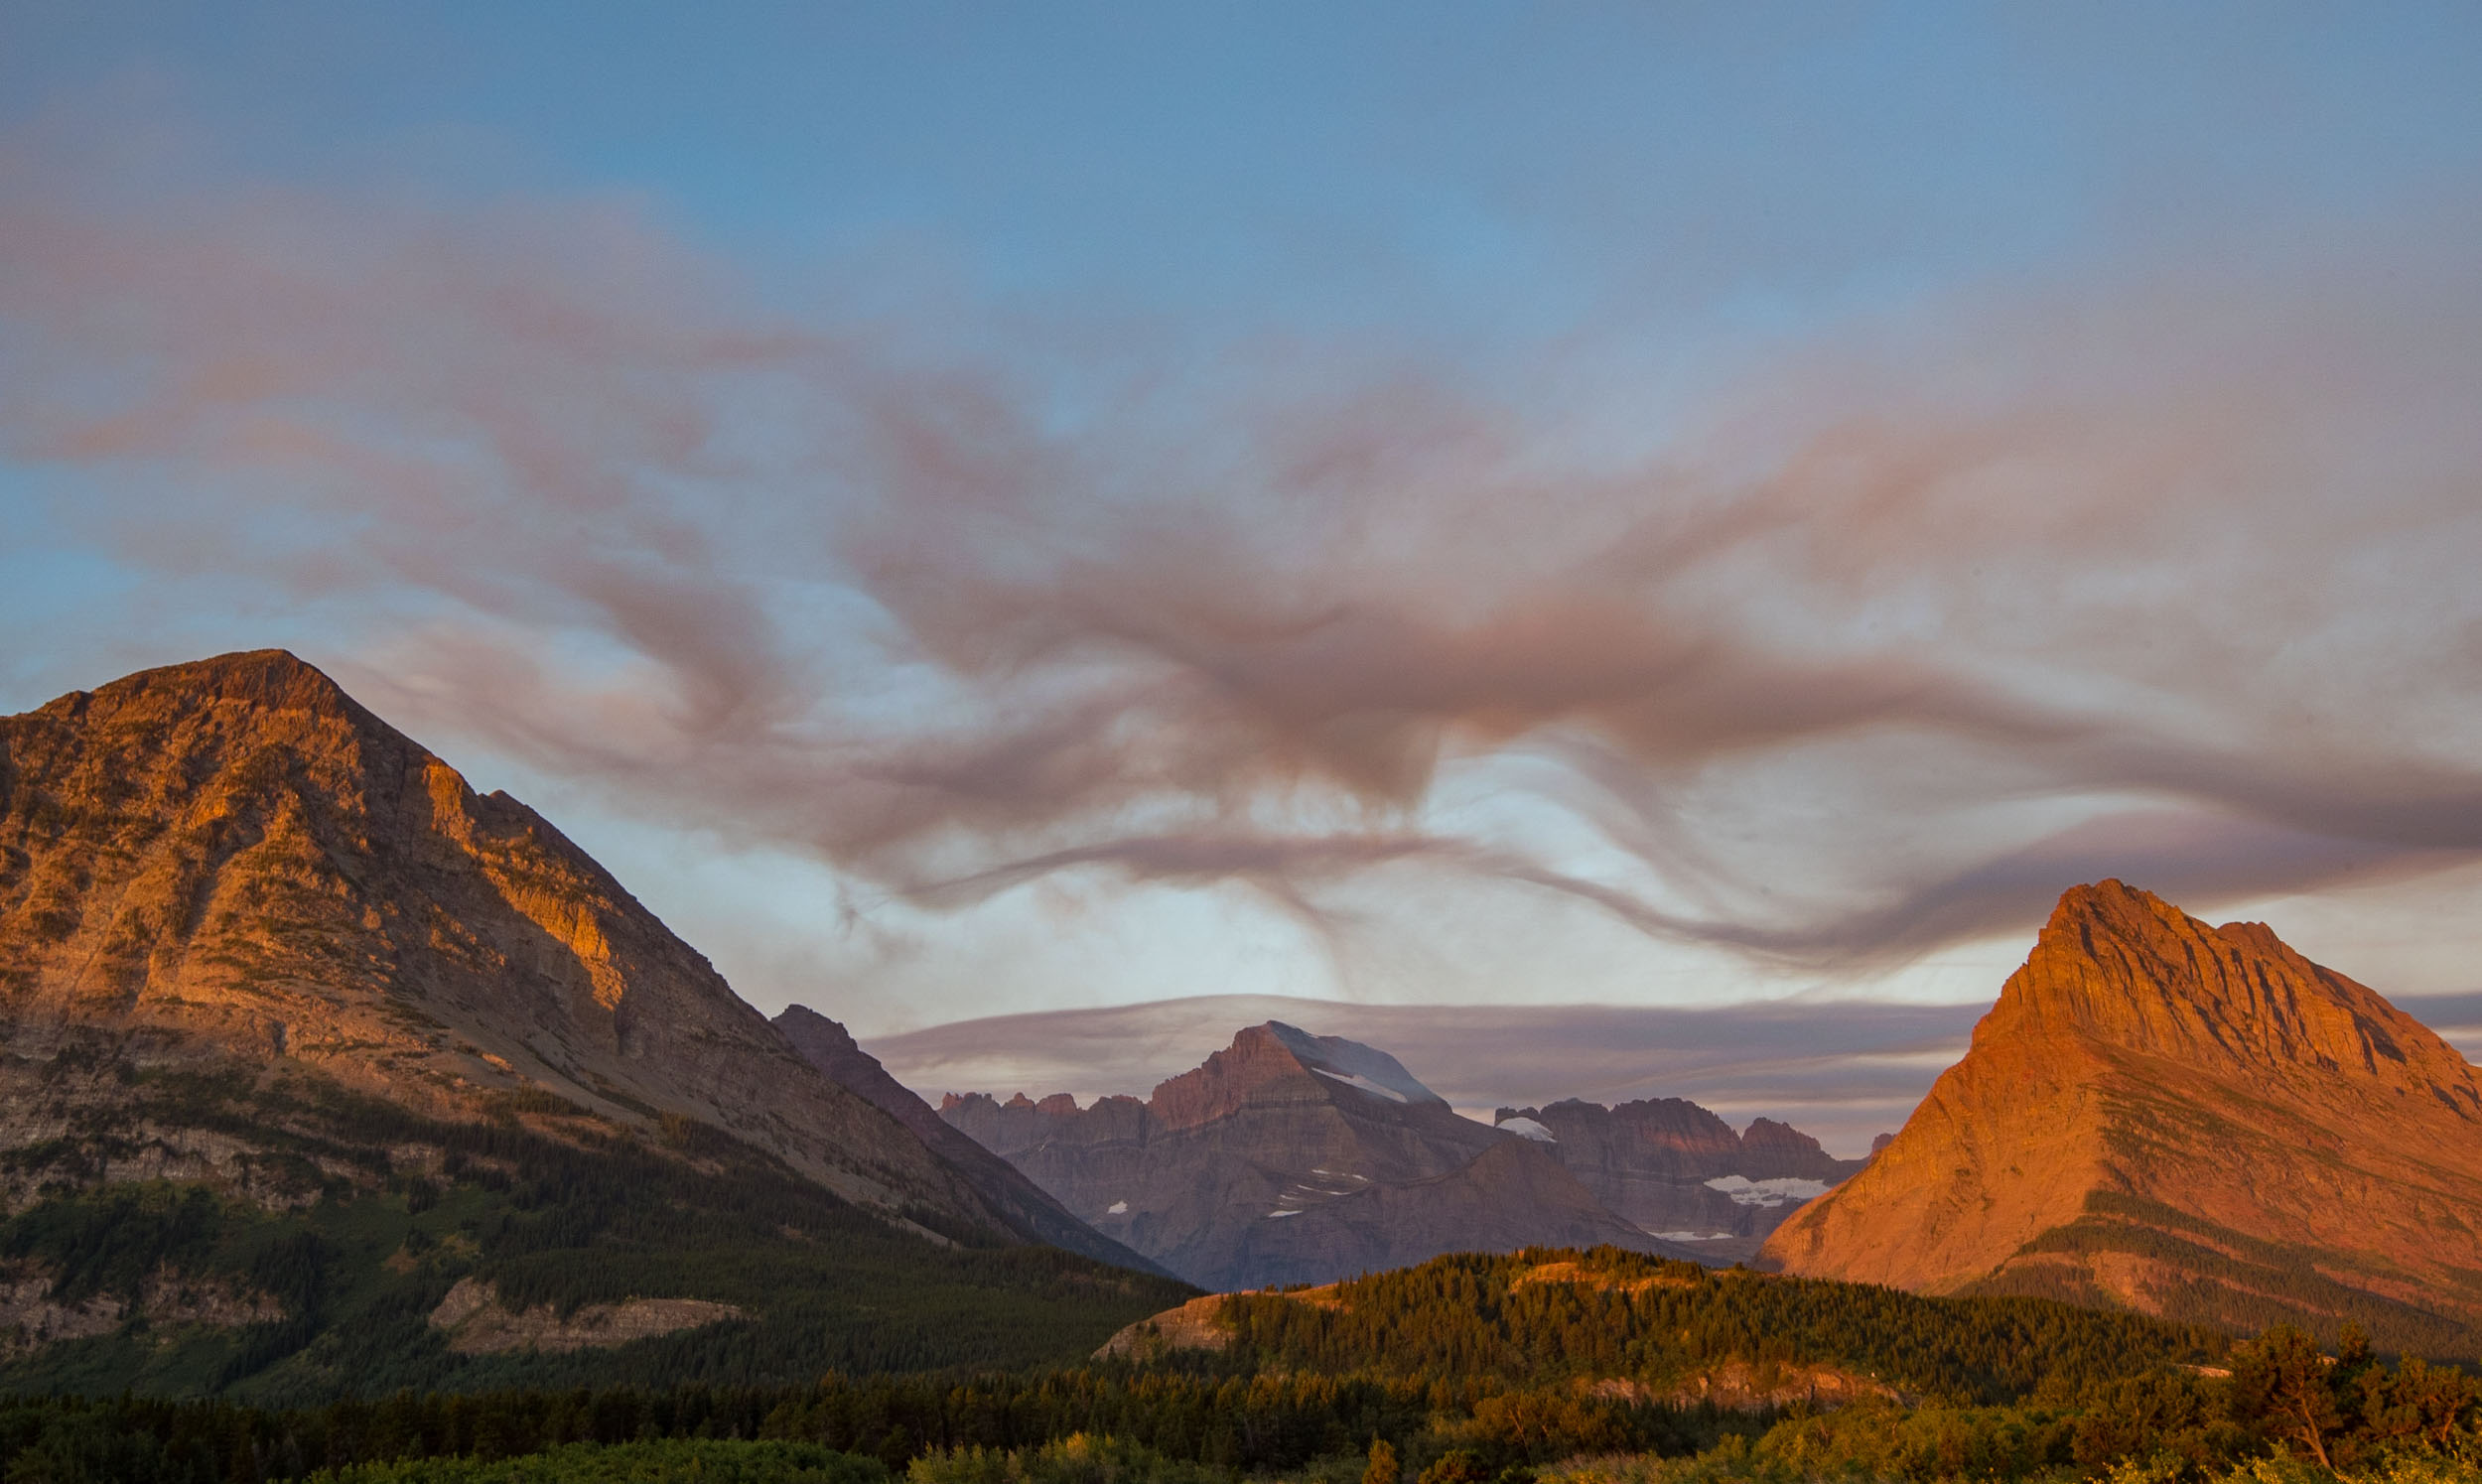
[7,4,2482,1100]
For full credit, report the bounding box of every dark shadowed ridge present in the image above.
[773,1005,1179,1280]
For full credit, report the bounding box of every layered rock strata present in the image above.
[0,651,1031,1239]
[1763,879,2482,1351]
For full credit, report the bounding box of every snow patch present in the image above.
[1704,1175,1831,1207]
[1496,1117,1557,1143]
[1267,1022,1443,1104]
[1266,1209,1303,1218]
[1311,1067,1409,1103]
[1106,1201,1128,1215]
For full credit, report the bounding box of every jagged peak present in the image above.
[1141,1020,1447,1130]
[774,1004,860,1053]
[2040,876,2181,932]
[1257,1021,1445,1106]
[82,648,358,718]
[1993,879,2476,1095]
[25,648,417,767]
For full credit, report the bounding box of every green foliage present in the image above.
[0,1184,222,1299]
[0,1370,1743,1484]
[317,1438,891,1484]
[3,1318,2475,1484]
[1526,1326,2482,1484]
[1218,1248,2228,1404]
[907,1433,1225,1484]
[2228,1325,2481,1473]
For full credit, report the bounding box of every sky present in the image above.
[7,5,2482,1141]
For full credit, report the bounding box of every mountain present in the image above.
[1762,878,2482,1355]
[938,1020,1701,1289]
[0,650,1183,1397]
[1489,1098,1866,1258]
[770,1004,1172,1278]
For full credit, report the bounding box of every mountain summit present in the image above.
[940,1020,1697,1288]
[0,649,1183,1392]
[0,650,987,1218]
[1762,879,2482,1351]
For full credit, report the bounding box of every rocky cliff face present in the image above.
[0,651,1006,1235]
[1762,879,2482,1352]
[940,1021,1698,1289]
[1491,1098,1864,1255]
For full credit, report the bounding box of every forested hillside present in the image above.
[0,1070,1187,1402]
[4,1308,2476,1484]
[1204,1248,2230,1403]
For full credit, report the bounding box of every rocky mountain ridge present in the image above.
[0,649,1185,1395]
[1491,1097,1867,1251]
[1762,878,2482,1353]
[0,649,1008,1228]
[936,1020,1791,1287]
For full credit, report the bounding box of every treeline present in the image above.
[1545,1325,2482,1484]
[7,1325,2476,1484]
[1216,1248,2230,1403]
[0,1367,1753,1484]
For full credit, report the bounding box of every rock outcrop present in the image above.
[0,651,1052,1242]
[939,1021,1700,1289]
[1762,879,2482,1352]
[1489,1097,1864,1256]
[426,1277,742,1355]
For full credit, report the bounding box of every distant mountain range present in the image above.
[1764,879,2482,1354]
[935,1020,1867,1285]
[1490,1097,1865,1247]
[12,649,2482,1390]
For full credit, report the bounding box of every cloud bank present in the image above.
[860,993,1986,1156]
[863,988,2482,1158]
[9,113,2482,979]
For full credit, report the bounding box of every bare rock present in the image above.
[1762,879,2482,1347]
[940,1021,1700,1290]
[426,1277,743,1355]
[0,650,1015,1239]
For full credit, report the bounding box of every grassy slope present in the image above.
[1962,1191,2482,1359]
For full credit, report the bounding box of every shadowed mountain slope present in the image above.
[772,1004,1172,1278]
[941,1020,1701,1289]
[1762,879,2482,1355]
[1492,1098,1866,1254]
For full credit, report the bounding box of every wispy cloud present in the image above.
[9,107,2482,976]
